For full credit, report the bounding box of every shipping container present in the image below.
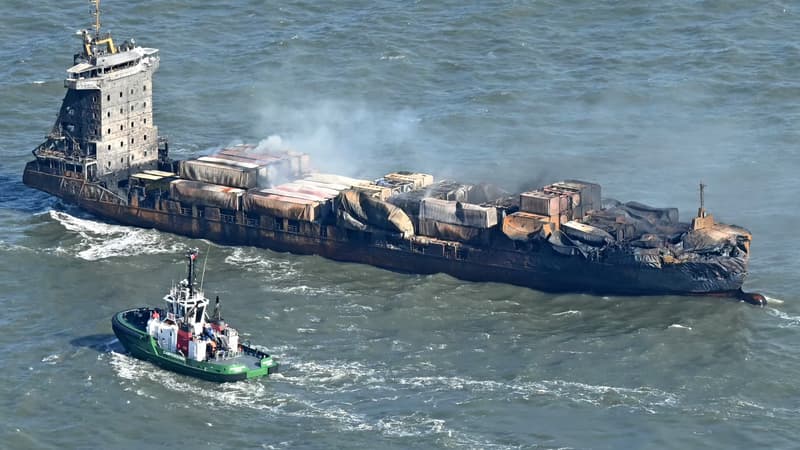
[502,211,550,241]
[243,190,324,222]
[383,171,434,189]
[419,198,498,228]
[179,159,258,189]
[304,172,372,187]
[418,218,491,244]
[169,179,245,211]
[520,191,564,216]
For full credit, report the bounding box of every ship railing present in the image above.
[210,348,242,361]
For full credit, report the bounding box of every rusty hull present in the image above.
[23,166,748,297]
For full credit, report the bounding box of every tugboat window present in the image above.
[274,217,284,231]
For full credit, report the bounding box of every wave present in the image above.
[48,210,183,260]
[766,307,800,328]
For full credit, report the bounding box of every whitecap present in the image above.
[552,310,581,317]
[41,354,59,364]
[668,324,692,330]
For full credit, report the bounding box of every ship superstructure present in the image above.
[23,2,760,302]
[32,0,164,189]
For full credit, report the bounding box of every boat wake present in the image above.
[49,210,183,260]
[224,247,352,298]
[765,307,800,328]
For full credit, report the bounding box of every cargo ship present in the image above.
[23,3,760,301]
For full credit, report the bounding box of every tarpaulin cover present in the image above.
[387,180,474,219]
[335,189,414,235]
[169,180,244,210]
[179,159,258,189]
[561,220,614,246]
[304,173,371,188]
[418,218,489,244]
[584,200,687,240]
[419,198,498,228]
[243,190,323,221]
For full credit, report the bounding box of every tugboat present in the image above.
[111,249,279,382]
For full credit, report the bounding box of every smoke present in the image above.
[250,99,422,180]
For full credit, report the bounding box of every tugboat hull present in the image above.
[112,308,278,383]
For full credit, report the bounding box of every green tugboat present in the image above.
[111,250,279,382]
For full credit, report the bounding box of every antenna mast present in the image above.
[698,182,706,218]
[91,0,101,38]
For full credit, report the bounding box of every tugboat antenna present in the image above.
[199,244,211,291]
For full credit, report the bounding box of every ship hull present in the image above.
[26,168,747,297]
[111,307,278,382]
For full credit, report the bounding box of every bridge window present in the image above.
[107,128,110,134]
[143,85,147,91]
[107,94,110,101]
[131,105,134,111]
[144,135,147,141]
[131,138,135,144]
[120,125,123,131]
[107,111,111,117]
[131,121,134,127]
[144,119,147,124]
[107,144,111,150]
[120,141,123,148]
[119,92,123,98]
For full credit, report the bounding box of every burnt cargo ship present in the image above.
[22,6,755,298]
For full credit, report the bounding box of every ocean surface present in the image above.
[1,1,799,448]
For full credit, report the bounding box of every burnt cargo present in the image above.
[419,198,498,228]
[561,220,614,246]
[520,191,564,216]
[383,172,434,190]
[243,190,324,221]
[169,180,245,210]
[418,219,492,245]
[179,159,259,189]
[21,19,757,299]
[304,173,372,188]
[502,211,551,241]
[335,189,414,235]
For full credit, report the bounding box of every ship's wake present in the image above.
[108,348,681,447]
[48,210,183,260]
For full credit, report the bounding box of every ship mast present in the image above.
[91,0,102,38]
[697,182,706,218]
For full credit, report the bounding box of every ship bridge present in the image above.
[30,1,164,185]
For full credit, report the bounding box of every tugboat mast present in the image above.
[186,249,198,299]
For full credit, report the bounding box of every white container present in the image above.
[226,329,239,351]
[146,318,159,338]
[188,338,206,361]
[157,323,178,352]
